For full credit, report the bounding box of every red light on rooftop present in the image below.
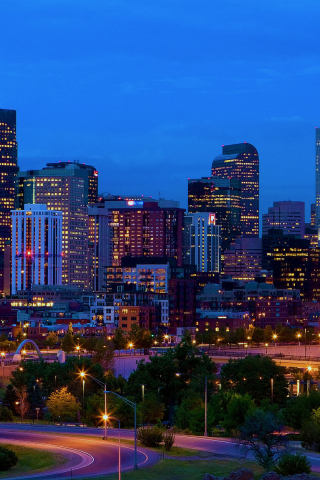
[27,251,31,256]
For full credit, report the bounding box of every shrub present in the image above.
[301,421,320,451]
[0,406,14,422]
[163,430,175,451]
[0,446,18,471]
[275,452,311,476]
[137,426,164,447]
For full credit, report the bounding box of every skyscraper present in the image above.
[316,128,320,233]
[17,162,97,289]
[11,204,62,294]
[91,198,184,269]
[211,142,259,237]
[183,212,221,273]
[0,109,19,293]
[188,177,241,250]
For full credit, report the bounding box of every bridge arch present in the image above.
[14,339,42,360]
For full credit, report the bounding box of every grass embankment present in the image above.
[0,443,67,478]
[81,458,264,480]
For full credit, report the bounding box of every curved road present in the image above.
[0,426,159,479]
[2,424,320,477]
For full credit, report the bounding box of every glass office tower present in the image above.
[0,109,19,294]
[212,142,259,237]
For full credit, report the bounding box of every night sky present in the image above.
[1,1,319,225]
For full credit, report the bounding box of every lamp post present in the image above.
[176,372,208,436]
[105,390,137,470]
[80,372,107,439]
[76,345,80,359]
[104,415,121,480]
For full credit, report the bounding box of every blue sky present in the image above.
[1,0,319,226]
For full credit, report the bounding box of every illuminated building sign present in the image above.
[209,213,216,225]
[94,171,98,177]
[127,201,144,206]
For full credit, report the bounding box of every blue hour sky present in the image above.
[1,0,319,226]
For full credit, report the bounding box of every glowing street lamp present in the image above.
[105,391,137,470]
[104,415,121,480]
[76,345,80,359]
[80,371,108,439]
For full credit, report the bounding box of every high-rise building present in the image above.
[11,204,62,294]
[183,212,221,273]
[211,142,259,237]
[311,203,316,229]
[0,109,19,293]
[262,201,305,237]
[224,237,262,281]
[88,205,110,292]
[316,128,320,232]
[272,238,310,300]
[94,199,184,268]
[188,177,241,250]
[17,162,97,289]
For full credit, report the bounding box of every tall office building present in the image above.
[92,199,184,269]
[183,212,221,273]
[188,177,241,250]
[224,237,262,281]
[262,201,305,237]
[88,205,110,292]
[316,128,320,233]
[211,142,259,237]
[11,204,62,294]
[17,162,97,289]
[0,109,19,293]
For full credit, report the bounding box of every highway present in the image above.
[2,424,320,478]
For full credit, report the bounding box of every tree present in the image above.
[138,393,165,425]
[238,409,287,470]
[91,338,114,370]
[282,391,320,430]
[44,332,59,348]
[126,341,217,422]
[61,332,74,355]
[2,384,18,412]
[220,355,288,405]
[112,328,126,350]
[47,387,79,421]
[14,386,29,419]
[222,394,255,435]
[264,325,273,343]
[252,327,264,345]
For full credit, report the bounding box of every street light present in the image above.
[76,345,80,359]
[80,372,85,426]
[105,390,137,470]
[80,371,108,440]
[176,372,208,437]
[104,415,121,480]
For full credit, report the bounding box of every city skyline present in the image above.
[0,1,319,221]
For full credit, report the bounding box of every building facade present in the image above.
[188,177,241,250]
[0,109,19,294]
[262,201,305,237]
[11,204,62,294]
[93,199,184,268]
[184,212,221,273]
[316,128,320,233]
[16,162,96,289]
[211,142,259,237]
[224,237,262,281]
